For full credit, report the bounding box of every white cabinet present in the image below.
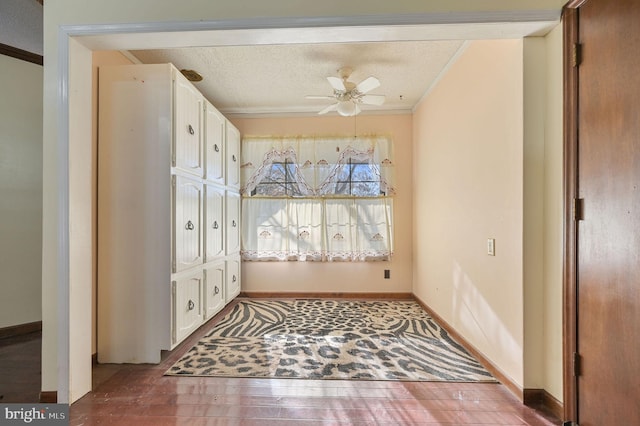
[204,261,225,319]
[226,123,241,189]
[174,76,204,177]
[205,184,225,260]
[226,191,241,255]
[172,270,204,344]
[98,63,241,364]
[205,102,225,185]
[225,256,241,303]
[173,175,203,272]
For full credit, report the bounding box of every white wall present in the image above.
[43,0,566,403]
[412,39,526,386]
[232,114,413,295]
[0,54,42,329]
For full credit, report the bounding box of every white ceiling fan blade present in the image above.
[359,94,386,105]
[327,76,346,91]
[318,103,338,115]
[355,76,380,94]
[305,95,335,100]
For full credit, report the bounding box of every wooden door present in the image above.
[569,0,640,423]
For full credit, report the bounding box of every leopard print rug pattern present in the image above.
[166,299,495,382]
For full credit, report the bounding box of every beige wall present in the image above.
[43,0,566,403]
[523,37,546,390]
[0,55,42,329]
[412,32,564,401]
[412,39,526,386]
[232,115,413,294]
[542,23,564,402]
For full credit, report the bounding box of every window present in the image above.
[241,136,394,262]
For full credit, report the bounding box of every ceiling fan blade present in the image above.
[327,76,346,91]
[359,94,386,105]
[318,103,338,115]
[305,95,335,100]
[355,76,380,94]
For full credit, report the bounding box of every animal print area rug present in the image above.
[166,299,496,382]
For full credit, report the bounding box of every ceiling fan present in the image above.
[306,67,386,116]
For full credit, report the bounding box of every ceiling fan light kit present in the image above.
[306,67,386,116]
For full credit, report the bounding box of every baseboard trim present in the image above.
[240,292,414,300]
[0,321,42,339]
[524,388,564,420]
[39,391,57,403]
[412,295,524,400]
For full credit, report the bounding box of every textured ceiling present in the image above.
[0,0,43,55]
[130,40,465,117]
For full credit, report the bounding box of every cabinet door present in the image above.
[205,184,225,260]
[172,271,203,345]
[226,191,241,255]
[173,175,203,272]
[204,102,225,184]
[174,74,203,176]
[226,122,241,188]
[225,257,241,303]
[204,262,225,319]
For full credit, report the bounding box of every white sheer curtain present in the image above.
[240,135,395,262]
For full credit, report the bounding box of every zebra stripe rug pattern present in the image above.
[166,299,496,382]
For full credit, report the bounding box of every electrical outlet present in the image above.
[487,238,496,256]
[384,269,390,279]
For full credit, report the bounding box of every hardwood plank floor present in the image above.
[0,331,41,403]
[70,301,561,425]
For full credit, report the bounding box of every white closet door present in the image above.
[226,122,241,188]
[225,257,241,303]
[174,74,203,176]
[204,262,225,319]
[205,102,225,184]
[172,271,203,345]
[226,191,241,255]
[205,184,225,260]
[173,175,203,272]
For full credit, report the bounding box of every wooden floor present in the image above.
[0,304,561,425]
[0,331,42,403]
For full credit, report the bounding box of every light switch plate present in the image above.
[487,238,496,256]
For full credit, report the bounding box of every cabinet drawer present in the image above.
[204,262,225,319]
[172,271,204,346]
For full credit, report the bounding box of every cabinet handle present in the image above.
[214,144,219,152]
[187,300,195,311]
[213,221,219,229]
[232,275,237,283]
[185,220,195,230]
[188,124,195,135]
[232,154,237,162]
[214,286,219,295]
[232,220,237,228]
